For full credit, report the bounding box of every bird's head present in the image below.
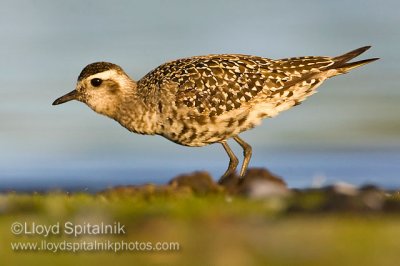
[52,62,135,117]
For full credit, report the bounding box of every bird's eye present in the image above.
[90,78,103,87]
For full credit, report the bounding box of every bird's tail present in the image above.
[330,46,379,73]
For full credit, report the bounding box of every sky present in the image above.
[0,0,399,189]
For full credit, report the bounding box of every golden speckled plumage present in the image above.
[138,54,334,116]
[53,46,378,180]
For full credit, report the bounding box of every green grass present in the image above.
[1,190,400,266]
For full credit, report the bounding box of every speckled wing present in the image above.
[138,54,335,116]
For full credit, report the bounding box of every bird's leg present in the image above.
[233,136,252,177]
[220,141,239,180]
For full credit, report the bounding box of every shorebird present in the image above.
[53,46,377,181]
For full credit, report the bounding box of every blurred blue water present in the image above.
[1,149,399,192]
[1,1,399,191]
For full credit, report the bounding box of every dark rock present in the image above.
[219,168,289,198]
[169,171,222,194]
[359,184,386,210]
[383,191,400,212]
[289,182,391,213]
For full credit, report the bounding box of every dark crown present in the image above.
[78,62,124,81]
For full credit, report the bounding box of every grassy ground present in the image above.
[1,171,400,266]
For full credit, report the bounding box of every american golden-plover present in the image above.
[53,46,377,181]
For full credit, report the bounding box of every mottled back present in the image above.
[137,54,335,116]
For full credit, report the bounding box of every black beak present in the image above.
[52,90,78,105]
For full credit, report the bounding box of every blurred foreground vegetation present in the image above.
[1,170,400,266]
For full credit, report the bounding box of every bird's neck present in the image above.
[113,83,161,135]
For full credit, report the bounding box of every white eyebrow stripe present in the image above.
[87,70,120,81]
